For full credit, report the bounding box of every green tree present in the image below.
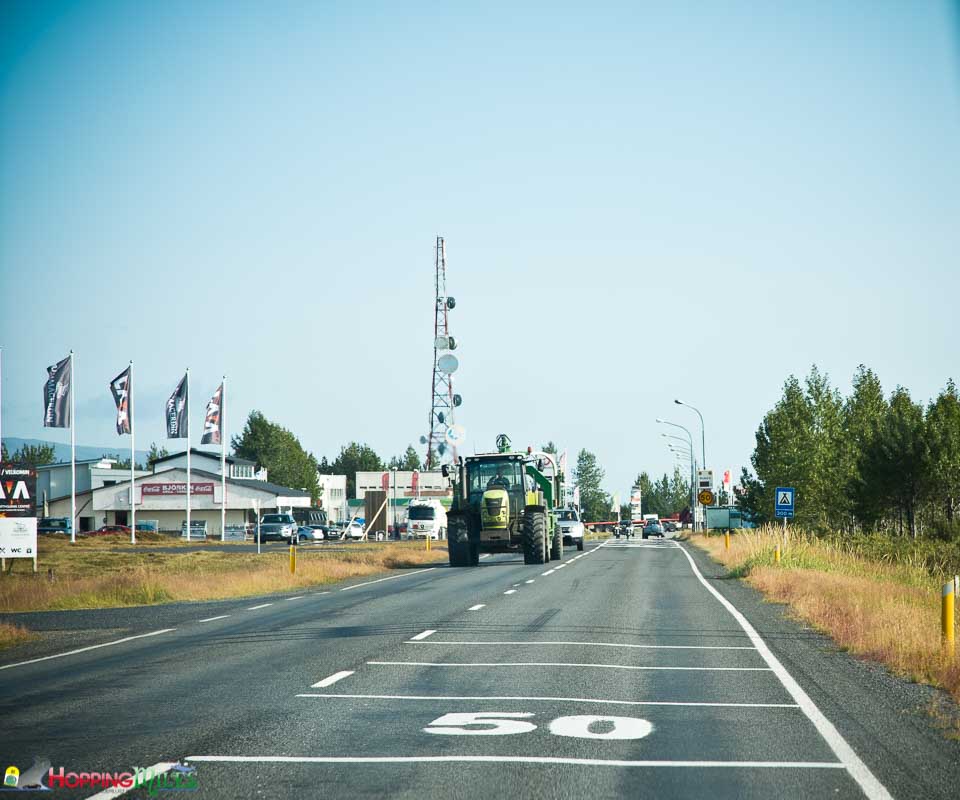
[541,441,558,455]
[574,448,609,522]
[844,365,888,529]
[330,442,384,498]
[146,442,169,470]
[927,379,960,526]
[388,445,422,471]
[232,411,320,502]
[11,443,57,468]
[1,441,8,461]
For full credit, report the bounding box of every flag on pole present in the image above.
[200,383,223,445]
[109,367,132,435]
[43,356,72,428]
[166,374,188,438]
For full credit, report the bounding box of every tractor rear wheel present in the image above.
[550,526,563,561]
[522,511,547,565]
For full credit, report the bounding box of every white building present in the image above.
[36,458,151,517]
[152,449,268,482]
[355,470,449,501]
[316,474,347,522]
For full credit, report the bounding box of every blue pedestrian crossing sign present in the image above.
[775,487,795,519]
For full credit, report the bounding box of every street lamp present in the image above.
[657,418,698,531]
[674,400,705,468]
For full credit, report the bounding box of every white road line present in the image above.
[403,640,755,651]
[542,569,555,576]
[247,603,273,610]
[83,760,180,800]
[525,579,535,584]
[286,596,305,601]
[318,591,331,594]
[368,661,771,672]
[512,583,521,587]
[198,615,231,623]
[311,670,355,688]
[410,630,436,641]
[468,604,486,611]
[186,755,843,769]
[676,544,892,799]
[503,589,517,595]
[296,693,800,709]
[0,628,175,672]
[340,567,437,591]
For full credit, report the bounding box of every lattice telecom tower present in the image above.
[422,236,462,469]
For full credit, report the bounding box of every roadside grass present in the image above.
[0,535,447,613]
[0,621,36,650]
[691,528,960,707]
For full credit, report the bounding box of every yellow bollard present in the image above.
[943,580,955,654]
[775,544,781,564]
[289,544,296,574]
[426,535,431,552]
[724,532,730,551]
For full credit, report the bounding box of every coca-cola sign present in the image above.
[141,482,214,498]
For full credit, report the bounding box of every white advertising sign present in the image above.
[0,517,38,559]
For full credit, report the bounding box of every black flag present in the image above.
[42,355,72,428]
[166,374,188,439]
[110,366,132,435]
[200,383,223,445]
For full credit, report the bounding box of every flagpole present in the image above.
[186,368,191,542]
[221,376,226,542]
[0,346,4,457]
[130,361,136,546]
[70,350,76,544]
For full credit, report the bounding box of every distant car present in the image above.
[553,508,585,551]
[135,520,159,533]
[642,522,665,539]
[91,524,132,536]
[662,521,678,533]
[259,514,298,541]
[38,517,71,535]
[296,525,324,543]
[344,520,365,541]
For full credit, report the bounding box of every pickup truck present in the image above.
[259,513,298,541]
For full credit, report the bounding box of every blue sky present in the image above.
[1,0,959,501]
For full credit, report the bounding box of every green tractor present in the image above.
[443,434,565,567]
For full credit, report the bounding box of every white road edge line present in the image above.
[676,543,891,799]
[467,604,486,611]
[525,580,535,584]
[247,603,273,610]
[311,670,355,688]
[185,755,843,769]
[542,570,555,576]
[286,596,305,601]
[0,629,176,672]
[198,615,231,623]
[402,641,756,651]
[368,661,770,672]
[340,567,437,591]
[503,590,517,595]
[296,693,801,709]
[83,760,180,800]
[410,630,436,641]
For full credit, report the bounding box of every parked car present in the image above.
[642,521,665,539]
[662,521,678,533]
[296,525,324,543]
[135,520,159,534]
[38,517,71,535]
[553,508,585,551]
[344,520,365,541]
[259,514,298,542]
[90,524,132,536]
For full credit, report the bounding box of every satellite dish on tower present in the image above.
[419,436,428,445]
[434,335,458,351]
[453,394,462,407]
[437,354,459,375]
[445,424,466,446]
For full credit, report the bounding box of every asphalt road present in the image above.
[2,538,959,799]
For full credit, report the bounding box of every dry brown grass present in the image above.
[690,528,960,704]
[0,621,35,650]
[0,535,447,613]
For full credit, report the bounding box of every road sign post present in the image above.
[774,487,795,548]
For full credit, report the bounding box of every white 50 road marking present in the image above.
[422,712,654,740]
[676,543,891,800]
[0,628,175,672]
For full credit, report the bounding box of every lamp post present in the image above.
[657,418,699,531]
[674,399,705,469]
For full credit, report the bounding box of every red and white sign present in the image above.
[723,470,731,486]
[141,482,215,498]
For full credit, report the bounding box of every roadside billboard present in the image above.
[0,464,38,565]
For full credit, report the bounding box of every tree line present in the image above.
[738,365,960,539]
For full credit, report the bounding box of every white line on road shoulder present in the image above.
[296,693,800,709]
[311,670,355,688]
[368,661,770,672]
[503,590,517,595]
[186,755,842,769]
[286,596,305,601]
[198,615,231,623]
[410,630,436,641]
[84,761,180,800]
[676,543,891,799]
[403,640,756,651]
[467,604,485,611]
[247,603,273,610]
[0,629,176,672]
[340,567,436,592]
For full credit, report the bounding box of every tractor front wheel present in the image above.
[550,526,563,561]
[522,510,547,565]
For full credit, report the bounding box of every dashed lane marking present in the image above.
[368,661,771,672]
[403,640,756,651]
[295,693,800,709]
[311,670,355,688]
[186,755,843,770]
[468,604,486,611]
[286,596,305,601]
[410,630,436,641]
[198,615,231,623]
[525,579,535,584]
[0,629,176,672]
[247,603,273,610]
[503,589,517,595]
[542,569,555,576]
[340,568,437,592]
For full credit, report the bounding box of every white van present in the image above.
[406,499,447,540]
